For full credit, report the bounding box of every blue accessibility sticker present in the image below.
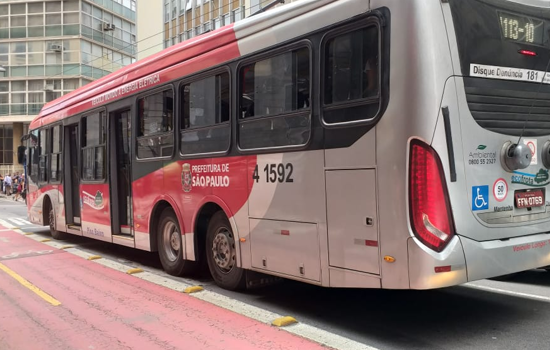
[472,185,489,211]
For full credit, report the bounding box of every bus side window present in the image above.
[29,130,39,183]
[137,89,174,159]
[238,47,311,150]
[81,112,106,181]
[50,125,62,182]
[323,24,381,124]
[181,72,230,155]
[38,129,48,183]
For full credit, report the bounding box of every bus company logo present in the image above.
[181,163,192,192]
[512,168,550,187]
[181,163,231,191]
[82,190,105,210]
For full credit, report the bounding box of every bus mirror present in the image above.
[542,141,550,169]
[501,141,532,172]
[17,145,26,164]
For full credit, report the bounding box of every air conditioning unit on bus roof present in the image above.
[49,44,63,52]
[102,23,116,31]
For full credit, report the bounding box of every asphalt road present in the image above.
[2,198,550,350]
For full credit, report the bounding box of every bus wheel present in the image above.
[206,211,246,290]
[157,207,196,276]
[48,205,67,240]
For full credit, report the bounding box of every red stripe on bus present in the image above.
[30,25,239,129]
[365,240,378,247]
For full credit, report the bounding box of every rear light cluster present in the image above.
[409,140,455,252]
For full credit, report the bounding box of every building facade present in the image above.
[137,0,299,61]
[0,0,136,173]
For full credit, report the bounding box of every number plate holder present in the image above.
[514,189,545,209]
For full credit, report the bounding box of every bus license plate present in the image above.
[515,189,545,209]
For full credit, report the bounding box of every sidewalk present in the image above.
[0,227,330,350]
[0,192,25,202]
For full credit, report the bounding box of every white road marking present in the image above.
[0,217,37,229]
[10,218,32,226]
[0,219,16,228]
[466,283,550,302]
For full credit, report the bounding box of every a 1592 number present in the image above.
[253,163,294,183]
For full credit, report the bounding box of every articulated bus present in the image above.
[25,0,550,290]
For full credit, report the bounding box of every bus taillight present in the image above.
[409,140,455,252]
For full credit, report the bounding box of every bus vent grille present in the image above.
[464,77,550,137]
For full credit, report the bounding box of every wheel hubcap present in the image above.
[212,227,235,273]
[163,221,180,262]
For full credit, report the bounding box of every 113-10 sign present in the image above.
[499,12,544,45]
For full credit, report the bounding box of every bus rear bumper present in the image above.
[461,233,550,282]
[408,236,468,289]
[408,232,550,289]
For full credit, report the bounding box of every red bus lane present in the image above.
[0,229,328,350]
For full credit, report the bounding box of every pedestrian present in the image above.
[14,179,21,201]
[0,174,3,194]
[3,174,12,196]
[20,178,26,203]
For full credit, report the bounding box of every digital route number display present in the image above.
[499,11,544,45]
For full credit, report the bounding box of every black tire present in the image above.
[206,211,246,290]
[48,204,68,240]
[157,207,197,276]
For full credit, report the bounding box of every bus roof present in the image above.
[34,24,237,124]
[30,0,337,130]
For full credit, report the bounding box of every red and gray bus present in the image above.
[26,0,550,290]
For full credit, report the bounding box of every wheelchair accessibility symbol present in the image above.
[472,185,489,211]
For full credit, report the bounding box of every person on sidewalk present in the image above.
[14,178,21,201]
[20,178,26,203]
[3,174,12,196]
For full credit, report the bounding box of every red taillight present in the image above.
[409,140,455,252]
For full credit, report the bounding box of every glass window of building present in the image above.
[11,3,26,15]
[28,2,44,14]
[0,125,14,165]
[63,1,79,12]
[46,1,62,12]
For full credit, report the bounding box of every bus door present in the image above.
[109,109,133,238]
[64,124,81,226]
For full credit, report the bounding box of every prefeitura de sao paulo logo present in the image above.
[181,163,192,192]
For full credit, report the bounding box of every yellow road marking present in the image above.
[126,268,143,275]
[184,285,204,294]
[272,316,298,327]
[0,262,61,306]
